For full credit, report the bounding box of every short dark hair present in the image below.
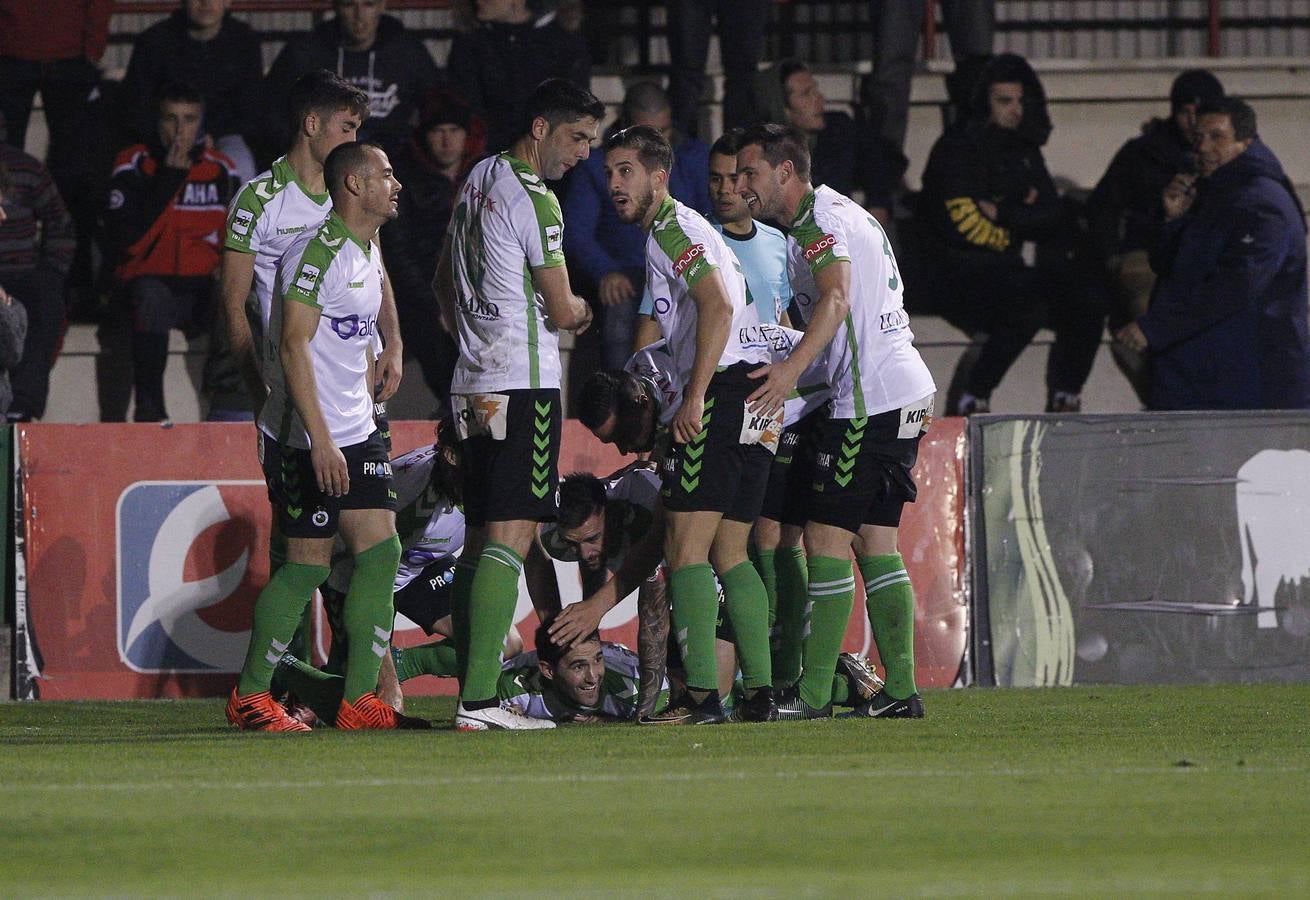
[523,77,606,137]
[622,81,670,124]
[605,124,673,175]
[709,127,743,159]
[1197,96,1257,142]
[535,613,600,668]
[323,141,381,197]
[430,414,462,504]
[157,81,205,110]
[739,122,811,180]
[577,370,628,431]
[559,472,608,531]
[287,69,370,134]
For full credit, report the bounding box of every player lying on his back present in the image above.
[278,616,663,724]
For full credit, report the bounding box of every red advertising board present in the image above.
[15,418,966,700]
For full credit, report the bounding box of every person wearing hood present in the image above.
[919,52,1105,414]
[100,81,240,423]
[1088,69,1224,405]
[1116,97,1310,411]
[263,0,440,157]
[117,0,265,184]
[446,0,591,154]
[382,90,485,411]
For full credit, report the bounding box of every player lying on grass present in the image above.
[277,616,663,725]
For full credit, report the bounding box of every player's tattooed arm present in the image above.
[636,576,670,718]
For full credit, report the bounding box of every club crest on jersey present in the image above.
[294,263,321,293]
[804,234,837,262]
[231,207,254,236]
[117,481,268,673]
[673,243,707,278]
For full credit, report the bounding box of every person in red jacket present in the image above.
[102,82,239,423]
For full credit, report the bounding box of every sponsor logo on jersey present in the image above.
[803,234,837,262]
[294,263,321,293]
[879,309,909,332]
[329,314,376,340]
[349,280,366,289]
[362,461,393,477]
[181,183,221,206]
[277,224,308,236]
[117,481,267,673]
[462,181,497,212]
[458,294,501,321]
[231,207,254,236]
[673,243,707,278]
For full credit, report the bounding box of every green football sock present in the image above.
[391,640,459,682]
[668,563,721,693]
[341,535,402,703]
[798,555,855,710]
[274,652,344,722]
[719,561,773,691]
[268,528,312,663]
[831,671,851,707]
[461,543,523,705]
[752,548,778,627]
[450,558,478,688]
[237,561,330,695]
[859,553,918,699]
[321,586,347,676]
[773,544,807,687]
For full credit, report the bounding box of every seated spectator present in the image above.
[563,81,710,368]
[918,53,1105,414]
[1115,98,1310,411]
[101,83,240,423]
[0,110,75,422]
[117,0,265,185]
[263,0,439,157]
[755,58,904,223]
[0,164,29,418]
[381,90,485,413]
[1087,69,1224,405]
[446,0,591,154]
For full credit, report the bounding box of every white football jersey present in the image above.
[788,186,935,419]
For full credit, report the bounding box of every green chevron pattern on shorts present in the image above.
[281,457,305,519]
[834,416,867,488]
[679,398,715,494]
[531,400,553,499]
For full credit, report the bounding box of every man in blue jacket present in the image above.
[1116,97,1310,410]
[563,82,710,369]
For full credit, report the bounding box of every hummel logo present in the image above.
[320,235,343,249]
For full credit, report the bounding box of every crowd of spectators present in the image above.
[0,0,1306,420]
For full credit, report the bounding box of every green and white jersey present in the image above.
[497,642,667,722]
[627,325,831,430]
[224,157,332,343]
[538,467,661,577]
[788,186,935,419]
[644,195,770,384]
[259,210,382,449]
[449,152,566,393]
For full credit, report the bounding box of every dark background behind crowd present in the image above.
[0,0,1306,422]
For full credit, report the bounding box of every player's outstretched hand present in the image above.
[747,362,796,418]
[376,343,403,402]
[672,392,704,445]
[311,441,349,497]
[548,597,606,647]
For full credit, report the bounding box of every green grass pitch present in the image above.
[2,685,1308,897]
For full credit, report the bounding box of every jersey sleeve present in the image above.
[511,171,566,270]
[652,217,717,289]
[792,199,851,276]
[225,179,270,254]
[282,240,337,310]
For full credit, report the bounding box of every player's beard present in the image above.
[626,186,655,225]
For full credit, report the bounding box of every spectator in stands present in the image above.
[0,164,29,418]
[665,0,770,137]
[446,0,591,154]
[264,0,440,157]
[0,110,76,422]
[563,81,710,368]
[756,59,902,223]
[117,0,265,186]
[918,53,1105,414]
[1115,98,1310,411]
[382,90,485,413]
[1088,69,1224,406]
[101,83,240,423]
[0,0,113,326]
